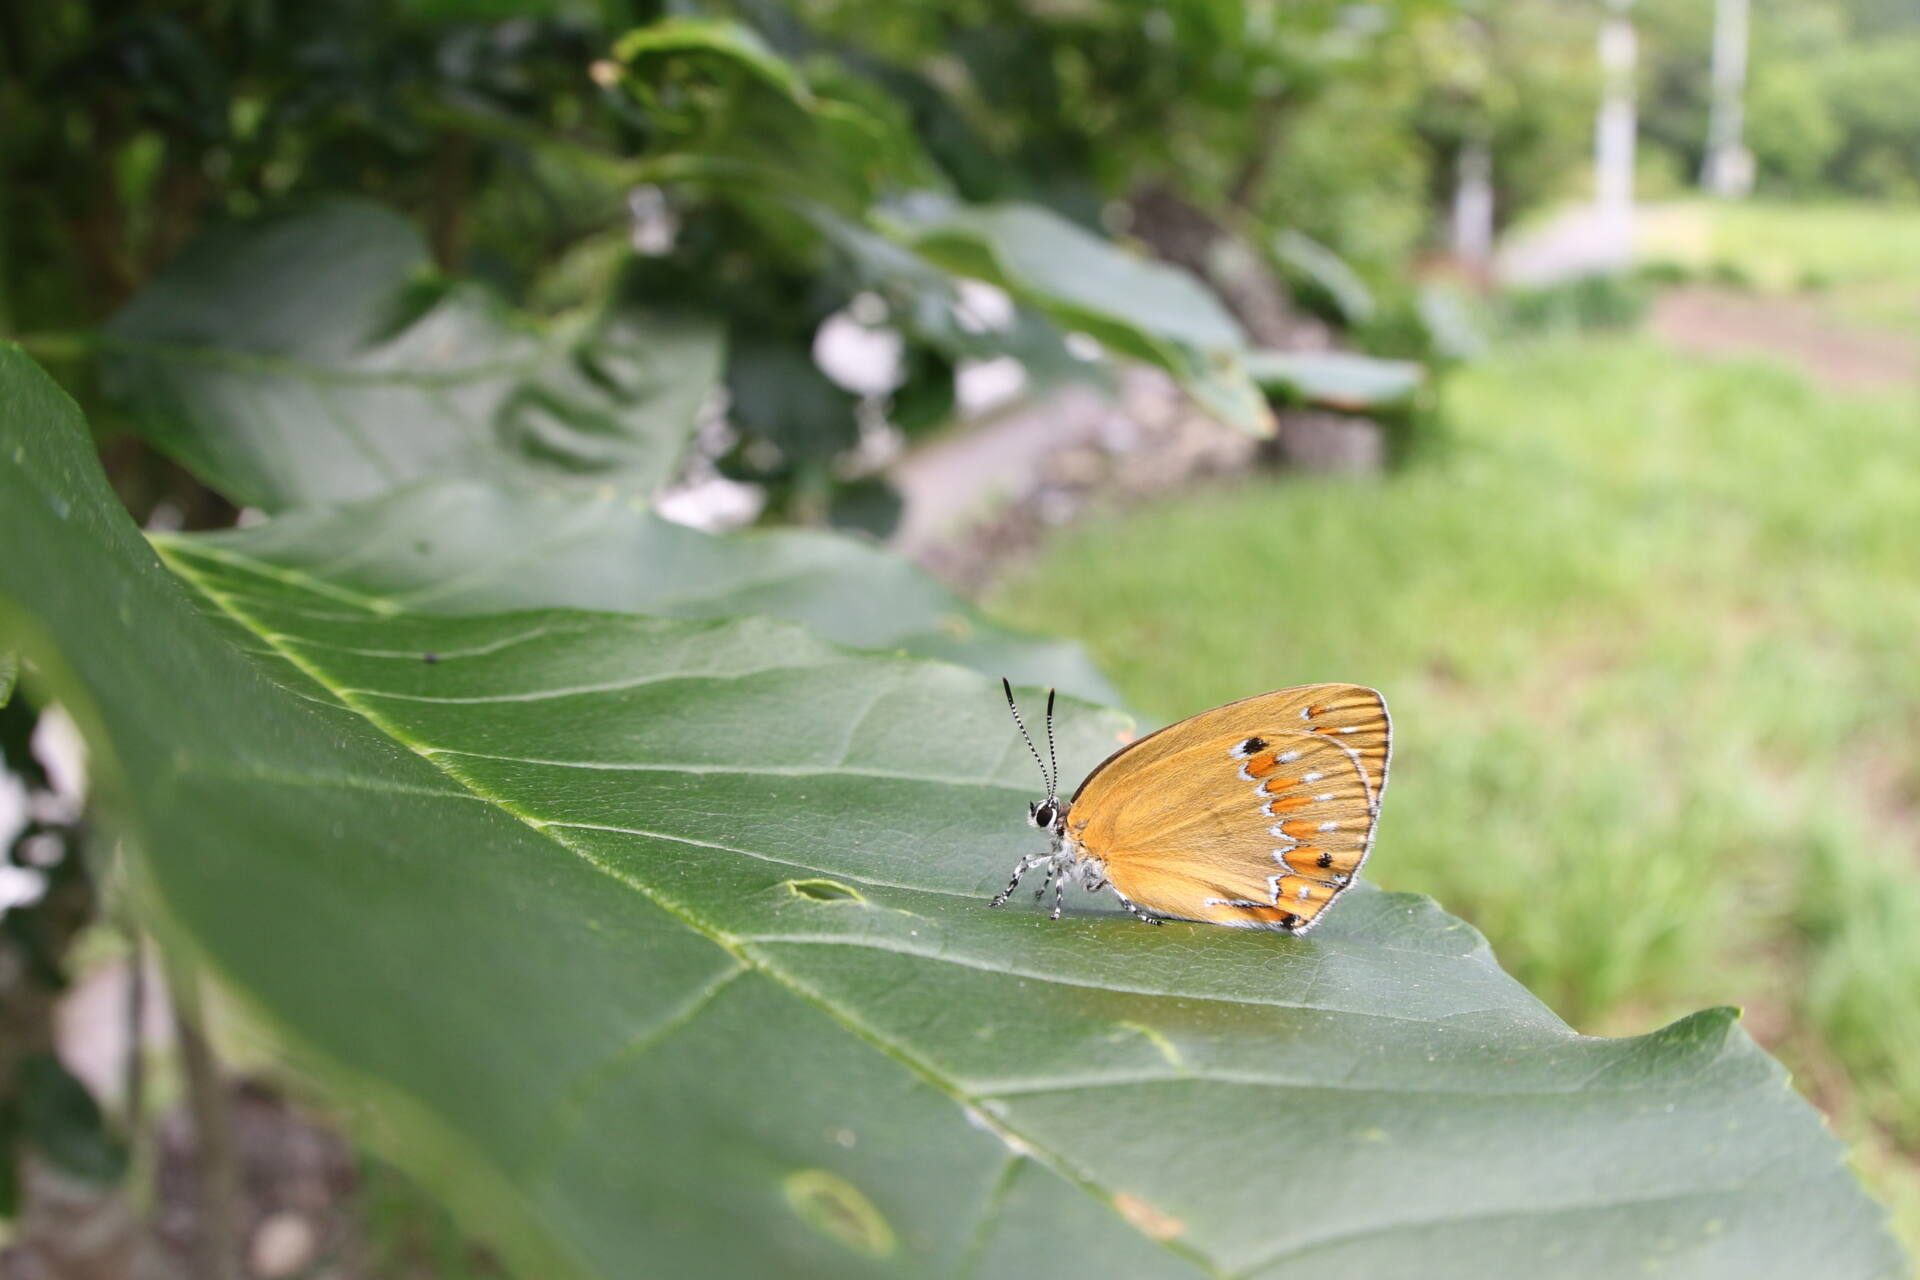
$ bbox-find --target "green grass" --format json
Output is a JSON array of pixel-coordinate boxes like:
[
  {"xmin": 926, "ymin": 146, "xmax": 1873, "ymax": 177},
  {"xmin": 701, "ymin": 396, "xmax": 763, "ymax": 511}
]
[
  {"xmin": 990, "ymin": 335, "xmax": 1920, "ymax": 1253},
  {"xmin": 1641, "ymin": 198, "xmax": 1920, "ymax": 333},
  {"xmin": 1641, "ymin": 198, "xmax": 1920, "ymax": 291}
]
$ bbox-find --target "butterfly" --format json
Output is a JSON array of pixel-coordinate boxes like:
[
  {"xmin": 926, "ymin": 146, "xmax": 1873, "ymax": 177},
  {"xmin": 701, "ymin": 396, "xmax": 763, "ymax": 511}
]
[{"xmin": 992, "ymin": 679, "xmax": 1390, "ymax": 932}]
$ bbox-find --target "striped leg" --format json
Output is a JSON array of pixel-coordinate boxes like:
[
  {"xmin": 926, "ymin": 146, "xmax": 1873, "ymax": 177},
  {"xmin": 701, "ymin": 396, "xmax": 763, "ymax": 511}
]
[
  {"xmin": 1107, "ymin": 883, "xmax": 1164, "ymax": 925},
  {"xmin": 990, "ymin": 853, "xmax": 1052, "ymax": 908},
  {"xmin": 1051, "ymin": 873, "xmax": 1066, "ymax": 921},
  {"xmin": 1032, "ymin": 866, "xmax": 1056, "ymax": 901}
]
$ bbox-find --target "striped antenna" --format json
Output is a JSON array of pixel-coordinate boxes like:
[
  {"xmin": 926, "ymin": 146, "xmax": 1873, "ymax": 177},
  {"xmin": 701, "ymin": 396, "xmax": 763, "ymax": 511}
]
[
  {"xmin": 1002, "ymin": 678, "xmax": 1053, "ymax": 797},
  {"xmin": 1043, "ymin": 688, "xmax": 1059, "ymax": 799}
]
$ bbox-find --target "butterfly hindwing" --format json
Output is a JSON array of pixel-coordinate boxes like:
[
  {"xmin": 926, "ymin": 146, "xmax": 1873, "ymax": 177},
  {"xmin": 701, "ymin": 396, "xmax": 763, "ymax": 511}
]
[{"xmin": 1068, "ymin": 684, "xmax": 1389, "ymax": 931}]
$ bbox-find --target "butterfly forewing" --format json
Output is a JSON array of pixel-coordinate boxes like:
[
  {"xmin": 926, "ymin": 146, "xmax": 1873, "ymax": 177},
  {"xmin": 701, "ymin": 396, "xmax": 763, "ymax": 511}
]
[
  {"xmin": 1072, "ymin": 683, "xmax": 1389, "ymax": 809},
  {"xmin": 1068, "ymin": 684, "xmax": 1389, "ymax": 931}
]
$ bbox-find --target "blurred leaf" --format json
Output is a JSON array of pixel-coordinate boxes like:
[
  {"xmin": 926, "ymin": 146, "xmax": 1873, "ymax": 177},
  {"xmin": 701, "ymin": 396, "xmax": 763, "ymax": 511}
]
[
  {"xmin": 887, "ymin": 344, "xmax": 956, "ymax": 437},
  {"xmin": 725, "ymin": 324, "xmax": 861, "ymax": 463},
  {"xmin": 2, "ymin": 347, "xmax": 1906, "ymax": 1279},
  {"xmin": 176, "ymin": 479, "xmax": 1118, "ymax": 703},
  {"xmin": 1245, "ymin": 350, "xmax": 1426, "ymax": 412},
  {"xmin": 19, "ymin": 1054, "xmax": 127, "ymax": 1186},
  {"xmin": 613, "ymin": 17, "xmax": 934, "ymax": 211},
  {"xmin": 0, "ymin": 1106, "xmax": 15, "ymax": 1216},
  {"xmin": 822, "ymin": 475, "xmax": 903, "ymax": 540},
  {"xmin": 804, "ymin": 209, "xmax": 1093, "ymax": 392},
  {"xmin": 0, "ymin": 650, "xmax": 16, "ymax": 709},
  {"xmin": 883, "ymin": 200, "xmax": 1271, "ymax": 435},
  {"xmin": 1272, "ymin": 230, "xmax": 1377, "ymax": 327},
  {"xmin": 615, "ymin": 17, "xmax": 814, "ymax": 110},
  {"xmin": 1417, "ymin": 283, "xmax": 1489, "ymax": 363},
  {"xmin": 101, "ymin": 200, "xmax": 722, "ymax": 511}
]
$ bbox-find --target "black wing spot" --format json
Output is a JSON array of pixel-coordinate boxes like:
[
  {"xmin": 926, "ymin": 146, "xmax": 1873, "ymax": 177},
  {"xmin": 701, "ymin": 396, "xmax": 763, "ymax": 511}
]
[
  {"xmin": 1238, "ymin": 736, "xmax": 1267, "ymax": 756},
  {"xmin": 1316, "ymin": 851, "xmax": 1333, "ymax": 869}
]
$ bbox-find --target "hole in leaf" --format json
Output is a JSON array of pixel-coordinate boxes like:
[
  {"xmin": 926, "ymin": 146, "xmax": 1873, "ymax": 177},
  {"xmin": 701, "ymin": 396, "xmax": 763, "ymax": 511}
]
[
  {"xmin": 782, "ymin": 1169, "xmax": 895, "ymax": 1258},
  {"xmin": 785, "ymin": 878, "xmax": 865, "ymax": 903}
]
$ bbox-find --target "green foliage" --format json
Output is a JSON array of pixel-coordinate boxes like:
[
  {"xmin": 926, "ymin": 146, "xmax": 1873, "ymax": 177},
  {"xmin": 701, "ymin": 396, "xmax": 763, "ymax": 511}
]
[
  {"xmin": 1642, "ymin": 0, "xmax": 1920, "ymax": 200},
  {"xmin": 17, "ymin": 1054, "xmax": 128, "ymax": 1186},
  {"xmin": 0, "ymin": 1, "xmax": 631, "ymax": 322},
  {"xmin": 1272, "ymin": 230, "xmax": 1378, "ymax": 328},
  {"xmin": 1244, "ymin": 351, "xmax": 1426, "ymax": 412},
  {"xmin": 1257, "ymin": 73, "xmax": 1433, "ymax": 278},
  {"xmin": 887, "ymin": 200, "xmax": 1266, "ymax": 433},
  {"xmin": 601, "ymin": 14, "xmax": 1274, "ymax": 521},
  {"xmin": 12, "ymin": 8, "xmax": 1920, "ymax": 1266},
  {"xmin": 1400, "ymin": 9, "xmax": 1597, "ymax": 242},
  {"xmin": 6, "ymin": 2, "xmax": 1293, "ymax": 537},
  {"xmin": 101, "ymin": 200, "xmax": 722, "ymax": 510},
  {"xmin": 2, "ymin": 345, "xmax": 1907, "ymax": 1278},
  {"xmin": 1499, "ymin": 273, "xmax": 1654, "ymax": 337}
]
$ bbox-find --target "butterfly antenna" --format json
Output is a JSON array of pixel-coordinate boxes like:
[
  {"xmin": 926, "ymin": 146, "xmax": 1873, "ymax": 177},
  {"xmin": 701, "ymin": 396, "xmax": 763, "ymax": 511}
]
[
  {"xmin": 1002, "ymin": 678, "xmax": 1051, "ymax": 794},
  {"xmin": 1043, "ymin": 688, "xmax": 1059, "ymax": 798}
]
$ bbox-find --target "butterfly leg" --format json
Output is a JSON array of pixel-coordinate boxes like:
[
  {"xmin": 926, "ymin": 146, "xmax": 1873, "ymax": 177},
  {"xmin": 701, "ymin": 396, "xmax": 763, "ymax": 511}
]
[
  {"xmin": 1051, "ymin": 873, "xmax": 1065, "ymax": 921},
  {"xmin": 990, "ymin": 853, "xmax": 1052, "ymax": 908},
  {"xmin": 1107, "ymin": 883, "xmax": 1164, "ymax": 925},
  {"xmin": 1033, "ymin": 865, "xmax": 1056, "ymax": 901}
]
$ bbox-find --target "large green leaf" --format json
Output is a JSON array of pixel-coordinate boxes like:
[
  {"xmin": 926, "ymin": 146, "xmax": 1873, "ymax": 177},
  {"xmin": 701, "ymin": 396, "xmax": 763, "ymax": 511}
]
[
  {"xmin": 883, "ymin": 200, "xmax": 1271, "ymax": 436},
  {"xmin": 174, "ymin": 478, "xmax": 1118, "ymax": 703},
  {"xmin": 0, "ymin": 347, "xmax": 1904, "ymax": 1279},
  {"xmin": 101, "ymin": 201, "xmax": 722, "ymax": 511},
  {"xmin": 612, "ymin": 17, "xmax": 941, "ymax": 212},
  {"xmin": 1245, "ymin": 350, "xmax": 1427, "ymax": 413},
  {"xmin": 1272, "ymin": 230, "xmax": 1377, "ymax": 327}
]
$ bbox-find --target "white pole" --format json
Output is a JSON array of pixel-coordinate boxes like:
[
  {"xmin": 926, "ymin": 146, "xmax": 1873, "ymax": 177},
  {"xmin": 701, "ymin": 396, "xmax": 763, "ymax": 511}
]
[
  {"xmin": 1453, "ymin": 135, "xmax": 1495, "ymax": 271},
  {"xmin": 1702, "ymin": 0, "xmax": 1753, "ymax": 196},
  {"xmin": 1594, "ymin": 0, "xmax": 1638, "ymax": 269}
]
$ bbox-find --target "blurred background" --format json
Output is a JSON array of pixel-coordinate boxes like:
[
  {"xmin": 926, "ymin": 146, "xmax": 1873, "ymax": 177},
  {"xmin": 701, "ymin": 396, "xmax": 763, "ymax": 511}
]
[{"xmin": 5, "ymin": 0, "xmax": 1920, "ymax": 1274}]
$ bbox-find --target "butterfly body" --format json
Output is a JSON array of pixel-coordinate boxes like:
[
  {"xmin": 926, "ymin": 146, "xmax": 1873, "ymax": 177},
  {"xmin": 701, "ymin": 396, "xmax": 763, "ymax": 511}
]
[{"xmin": 995, "ymin": 683, "xmax": 1390, "ymax": 933}]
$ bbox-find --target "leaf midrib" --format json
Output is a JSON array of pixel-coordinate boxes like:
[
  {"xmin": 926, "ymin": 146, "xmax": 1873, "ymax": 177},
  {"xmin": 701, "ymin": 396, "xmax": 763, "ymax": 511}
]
[{"xmin": 157, "ymin": 544, "xmax": 1233, "ymax": 1279}]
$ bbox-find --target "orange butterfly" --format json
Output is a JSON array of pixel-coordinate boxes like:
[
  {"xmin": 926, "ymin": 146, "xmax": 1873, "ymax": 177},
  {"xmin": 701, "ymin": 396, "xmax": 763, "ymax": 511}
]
[{"xmin": 993, "ymin": 680, "xmax": 1391, "ymax": 932}]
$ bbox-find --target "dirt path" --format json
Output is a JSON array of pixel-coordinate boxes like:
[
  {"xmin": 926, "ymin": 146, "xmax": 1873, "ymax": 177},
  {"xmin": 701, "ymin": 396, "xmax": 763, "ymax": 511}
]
[{"xmin": 1650, "ymin": 285, "xmax": 1920, "ymax": 393}]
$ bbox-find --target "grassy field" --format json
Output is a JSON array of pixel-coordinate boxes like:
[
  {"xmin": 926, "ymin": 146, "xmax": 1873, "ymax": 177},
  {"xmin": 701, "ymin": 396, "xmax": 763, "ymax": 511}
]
[
  {"xmin": 1640, "ymin": 199, "xmax": 1920, "ymax": 332},
  {"xmin": 990, "ymin": 334, "xmax": 1920, "ymax": 1253}
]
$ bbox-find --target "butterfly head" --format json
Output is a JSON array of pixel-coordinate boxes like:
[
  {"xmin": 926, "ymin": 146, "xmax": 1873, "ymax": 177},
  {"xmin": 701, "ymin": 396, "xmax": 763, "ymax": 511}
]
[
  {"xmin": 1002, "ymin": 678, "xmax": 1066, "ymax": 834},
  {"xmin": 1027, "ymin": 797, "xmax": 1068, "ymax": 835}
]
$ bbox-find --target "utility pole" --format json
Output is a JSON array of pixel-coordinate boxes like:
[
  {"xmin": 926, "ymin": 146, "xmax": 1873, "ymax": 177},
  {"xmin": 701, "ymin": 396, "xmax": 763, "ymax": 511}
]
[
  {"xmin": 1449, "ymin": 14, "xmax": 1495, "ymax": 277},
  {"xmin": 1593, "ymin": 0, "xmax": 1638, "ymax": 268},
  {"xmin": 1453, "ymin": 136, "xmax": 1495, "ymax": 274},
  {"xmin": 1702, "ymin": 0, "xmax": 1753, "ymax": 196}
]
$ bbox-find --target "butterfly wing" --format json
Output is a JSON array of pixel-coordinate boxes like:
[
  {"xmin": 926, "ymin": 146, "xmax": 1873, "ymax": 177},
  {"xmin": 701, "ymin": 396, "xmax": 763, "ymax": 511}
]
[
  {"xmin": 1071, "ymin": 683, "xmax": 1389, "ymax": 807},
  {"xmin": 1069, "ymin": 685, "xmax": 1389, "ymax": 932}
]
